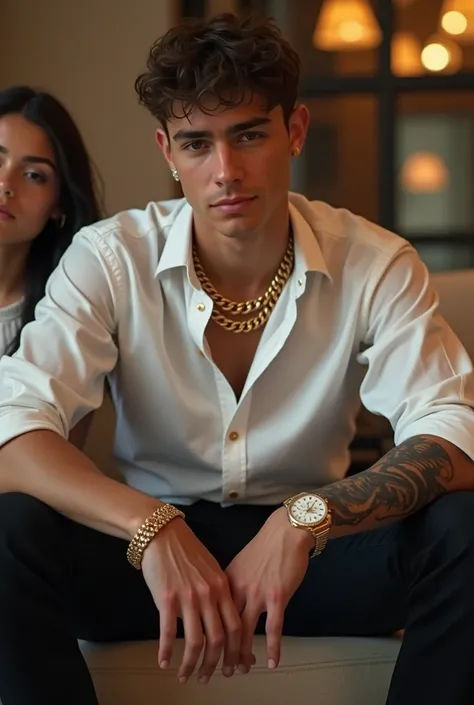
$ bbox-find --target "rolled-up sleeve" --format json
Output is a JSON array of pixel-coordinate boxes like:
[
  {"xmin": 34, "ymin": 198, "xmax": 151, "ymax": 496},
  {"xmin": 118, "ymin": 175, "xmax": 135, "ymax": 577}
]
[
  {"xmin": 358, "ymin": 246, "xmax": 474, "ymax": 460},
  {"xmin": 0, "ymin": 228, "xmax": 120, "ymax": 447}
]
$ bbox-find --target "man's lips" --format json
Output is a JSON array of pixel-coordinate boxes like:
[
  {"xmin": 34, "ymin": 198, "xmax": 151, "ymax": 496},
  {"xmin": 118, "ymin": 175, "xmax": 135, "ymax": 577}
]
[
  {"xmin": 0, "ymin": 207, "xmax": 14, "ymax": 220},
  {"xmin": 211, "ymin": 196, "xmax": 256, "ymax": 208}
]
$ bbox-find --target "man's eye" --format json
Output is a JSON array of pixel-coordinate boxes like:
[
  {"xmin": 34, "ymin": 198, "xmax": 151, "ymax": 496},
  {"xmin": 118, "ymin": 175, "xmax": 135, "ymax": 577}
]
[
  {"xmin": 184, "ymin": 141, "xmax": 208, "ymax": 151},
  {"xmin": 240, "ymin": 132, "xmax": 265, "ymax": 142}
]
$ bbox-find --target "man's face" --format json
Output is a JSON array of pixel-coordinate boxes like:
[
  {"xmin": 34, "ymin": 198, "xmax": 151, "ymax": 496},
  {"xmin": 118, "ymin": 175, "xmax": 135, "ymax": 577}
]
[{"xmin": 156, "ymin": 95, "xmax": 308, "ymax": 240}]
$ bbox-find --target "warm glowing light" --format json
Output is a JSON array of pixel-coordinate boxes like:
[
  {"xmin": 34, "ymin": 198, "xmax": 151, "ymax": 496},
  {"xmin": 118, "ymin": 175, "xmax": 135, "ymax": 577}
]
[
  {"xmin": 391, "ymin": 33, "xmax": 423, "ymax": 76},
  {"xmin": 442, "ymin": 10, "xmax": 468, "ymax": 35},
  {"xmin": 422, "ymin": 43, "xmax": 450, "ymax": 72},
  {"xmin": 313, "ymin": 0, "xmax": 382, "ymax": 51},
  {"xmin": 401, "ymin": 152, "xmax": 450, "ymax": 193},
  {"xmin": 338, "ymin": 20, "xmax": 365, "ymax": 43},
  {"xmin": 421, "ymin": 36, "xmax": 462, "ymax": 74},
  {"xmin": 441, "ymin": 0, "xmax": 474, "ymax": 41}
]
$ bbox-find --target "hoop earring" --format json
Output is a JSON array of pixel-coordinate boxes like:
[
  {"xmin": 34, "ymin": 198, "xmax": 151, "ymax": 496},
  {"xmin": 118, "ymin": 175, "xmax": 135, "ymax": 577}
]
[
  {"xmin": 57, "ymin": 214, "xmax": 66, "ymax": 229},
  {"xmin": 170, "ymin": 166, "xmax": 180, "ymax": 182}
]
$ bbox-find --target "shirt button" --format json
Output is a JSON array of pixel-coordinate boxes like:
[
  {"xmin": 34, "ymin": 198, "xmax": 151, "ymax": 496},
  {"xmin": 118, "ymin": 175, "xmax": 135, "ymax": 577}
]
[
  {"xmin": 197, "ymin": 303, "xmax": 206, "ymax": 311},
  {"xmin": 229, "ymin": 431, "xmax": 239, "ymax": 441},
  {"xmin": 298, "ymin": 279, "xmax": 303, "ymax": 286},
  {"xmin": 228, "ymin": 490, "xmax": 239, "ymax": 500}
]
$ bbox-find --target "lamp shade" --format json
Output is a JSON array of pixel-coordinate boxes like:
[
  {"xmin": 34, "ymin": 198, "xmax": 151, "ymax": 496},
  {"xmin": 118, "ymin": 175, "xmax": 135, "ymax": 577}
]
[
  {"xmin": 392, "ymin": 32, "xmax": 423, "ymax": 75},
  {"xmin": 313, "ymin": 0, "xmax": 382, "ymax": 51}
]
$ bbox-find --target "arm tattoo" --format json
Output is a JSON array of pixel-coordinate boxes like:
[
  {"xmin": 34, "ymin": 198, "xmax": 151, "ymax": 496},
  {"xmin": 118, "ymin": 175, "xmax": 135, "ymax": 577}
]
[{"xmin": 319, "ymin": 435, "xmax": 454, "ymax": 527}]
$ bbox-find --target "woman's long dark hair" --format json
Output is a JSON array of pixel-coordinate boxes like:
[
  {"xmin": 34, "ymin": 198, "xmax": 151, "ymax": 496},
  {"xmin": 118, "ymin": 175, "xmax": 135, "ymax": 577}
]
[{"xmin": 0, "ymin": 86, "xmax": 103, "ymax": 354}]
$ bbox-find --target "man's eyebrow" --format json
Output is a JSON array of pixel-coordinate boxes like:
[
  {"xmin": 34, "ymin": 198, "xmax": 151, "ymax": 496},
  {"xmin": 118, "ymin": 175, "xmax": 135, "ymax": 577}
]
[{"xmin": 171, "ymin": 116, "xmax": 272, "ymax": 142}]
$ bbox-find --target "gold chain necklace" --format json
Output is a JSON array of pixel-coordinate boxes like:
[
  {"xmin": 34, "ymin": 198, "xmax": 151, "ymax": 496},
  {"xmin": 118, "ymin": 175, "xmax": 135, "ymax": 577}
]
[{"xmin": 192, "ymin": 237, "xmax": 295, "ymax": 334}]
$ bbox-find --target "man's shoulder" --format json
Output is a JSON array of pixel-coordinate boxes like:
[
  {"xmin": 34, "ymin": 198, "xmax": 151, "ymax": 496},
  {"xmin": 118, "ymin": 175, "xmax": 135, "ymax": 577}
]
[
  {"xmin": 289, "ymin": 192, "xmax": 411, "ymax": 266},
  {"xmin": 70, "ymin": 198, "xmax": 190, "ymax": 283}
]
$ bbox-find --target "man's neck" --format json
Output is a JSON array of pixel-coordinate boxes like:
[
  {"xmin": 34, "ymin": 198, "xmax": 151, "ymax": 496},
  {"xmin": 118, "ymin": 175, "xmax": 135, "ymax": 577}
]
[
  {"xmin": 192, "ymin": 216, "xmax": 291, "ymax": 302},
  {"xmin": 0, "ymin": 244, "xmax": 29, "ymax": 307}
]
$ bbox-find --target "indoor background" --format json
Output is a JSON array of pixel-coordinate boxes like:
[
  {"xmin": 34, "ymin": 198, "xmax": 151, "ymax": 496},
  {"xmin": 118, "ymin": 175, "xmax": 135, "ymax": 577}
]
[{"xmin": 3, "ymin": 0, "xmax": 474, "ymax": 271}]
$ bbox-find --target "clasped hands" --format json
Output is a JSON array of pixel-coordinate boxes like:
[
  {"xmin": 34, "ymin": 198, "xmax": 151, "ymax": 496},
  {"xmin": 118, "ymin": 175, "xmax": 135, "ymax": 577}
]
[{"xmin": 141, "ymin": 506, "xmax": 313, "ymax": 684}]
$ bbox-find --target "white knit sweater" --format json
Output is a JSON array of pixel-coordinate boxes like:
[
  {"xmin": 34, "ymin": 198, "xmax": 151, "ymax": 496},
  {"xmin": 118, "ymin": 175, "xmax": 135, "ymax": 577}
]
[{"xmin": 0, "ymin": 299, "xmax": 23, "ymax": 357}]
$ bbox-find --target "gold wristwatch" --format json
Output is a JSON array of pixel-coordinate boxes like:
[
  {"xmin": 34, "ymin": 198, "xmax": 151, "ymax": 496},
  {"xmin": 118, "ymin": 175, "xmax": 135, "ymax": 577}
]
[{"xmin": 283, "ymin": 492, "xmax": 332, "ymax": 558}]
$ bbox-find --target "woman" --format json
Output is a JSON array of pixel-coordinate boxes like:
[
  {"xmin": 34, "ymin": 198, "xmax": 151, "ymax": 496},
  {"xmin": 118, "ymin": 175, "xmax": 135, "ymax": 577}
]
[{"xmin": 0, "ymin": 85, "xmax": 103, "ymax": 356}]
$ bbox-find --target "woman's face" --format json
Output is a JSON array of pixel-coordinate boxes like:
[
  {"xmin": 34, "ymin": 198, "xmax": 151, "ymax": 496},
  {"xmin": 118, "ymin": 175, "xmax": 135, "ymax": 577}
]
[{"xmin": 0, "ymin": 113, "xmax": 62, "ymax": 246}]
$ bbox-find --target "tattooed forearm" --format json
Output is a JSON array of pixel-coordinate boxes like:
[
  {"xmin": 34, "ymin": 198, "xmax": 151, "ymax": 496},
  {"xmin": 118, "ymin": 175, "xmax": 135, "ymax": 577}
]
[{"xmin": 319, "ymin": 435, "xmax": 455, "ymax": 531}]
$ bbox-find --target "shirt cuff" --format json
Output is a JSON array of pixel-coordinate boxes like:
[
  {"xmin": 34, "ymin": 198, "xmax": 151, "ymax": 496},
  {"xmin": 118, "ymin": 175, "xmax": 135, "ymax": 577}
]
[
  {"xmin": 395, "ymin": 410, "xmax": 474, "ymax": 462},
  {"xmin": 0, "ymin": 409, "xmax": 65, "ymax": 449}
]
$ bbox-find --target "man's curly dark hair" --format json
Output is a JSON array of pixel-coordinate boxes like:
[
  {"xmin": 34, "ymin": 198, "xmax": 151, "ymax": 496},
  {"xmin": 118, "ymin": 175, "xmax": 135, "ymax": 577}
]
[{"xmin": 135, "ymin": 13, "xmax": 301, "ymax": 132}]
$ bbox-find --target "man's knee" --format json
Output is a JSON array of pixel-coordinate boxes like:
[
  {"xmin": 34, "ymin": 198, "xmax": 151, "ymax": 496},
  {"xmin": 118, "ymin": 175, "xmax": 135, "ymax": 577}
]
[
  {"xmin": 0, "ymin": 492, "xmax": 66, "ymax": 557},
  {"xmin": 415, "ymin": 491, "xmax": 474, "ymax": 562},
  {"xmin": 0, "ymin": 492, "xmax": 73, "ymax": 608}
]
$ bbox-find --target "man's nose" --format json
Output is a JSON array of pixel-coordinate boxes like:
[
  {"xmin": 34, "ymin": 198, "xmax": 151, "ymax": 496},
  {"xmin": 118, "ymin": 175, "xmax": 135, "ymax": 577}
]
[{"xmin": 213, "ymin": 144, "xmax": 244, "ymax": 187}]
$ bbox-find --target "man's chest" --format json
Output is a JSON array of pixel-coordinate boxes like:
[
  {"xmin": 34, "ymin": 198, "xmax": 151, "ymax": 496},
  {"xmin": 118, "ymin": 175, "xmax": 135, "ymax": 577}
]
[{"xmin": 204, "ymin": 322, "xmax": 264, "ymax": 400}]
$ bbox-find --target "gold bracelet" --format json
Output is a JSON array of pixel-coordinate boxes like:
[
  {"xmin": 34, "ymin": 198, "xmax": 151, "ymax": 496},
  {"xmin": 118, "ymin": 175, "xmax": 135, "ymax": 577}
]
[{"xmin": 126, "ymin": 503, "xmax": 185, "ymax": 570}]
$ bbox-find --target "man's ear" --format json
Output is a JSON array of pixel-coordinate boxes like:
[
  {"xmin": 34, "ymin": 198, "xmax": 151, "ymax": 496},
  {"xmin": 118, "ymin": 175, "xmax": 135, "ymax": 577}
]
[
  {"xmin": 155, "ymin": 128, "xmax": 173, "ymax": 168},
  {"xmin": 289, "ymin": 103, "xmax": 310, "ymax": 155}
]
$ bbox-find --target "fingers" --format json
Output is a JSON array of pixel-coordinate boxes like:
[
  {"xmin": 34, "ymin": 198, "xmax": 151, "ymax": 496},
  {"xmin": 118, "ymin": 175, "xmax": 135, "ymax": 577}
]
[
  {"xmin": 265, "ymin": 601, "xmax": 284, "ymax": 669},
  {"xmin": 238, "ymin": 602, "xmax": 260, "ymax": 673},
  {"xmin": 177, "ymin": 581, "xmax": 240, "ymax": 683},
  {"xmin": 219, "ymin": 594, "xmax": 242, "ymax": 677},
  {"xmin": 158, "ymin": 599, "xmax": 178, "ymax": 669},
  {"xmin": 197, "ymin": 593, "xmax": 226, "ymax": 683},
  {"xmin": 178, "ymin": 598, "xmax": 205, "ymax": 683}
]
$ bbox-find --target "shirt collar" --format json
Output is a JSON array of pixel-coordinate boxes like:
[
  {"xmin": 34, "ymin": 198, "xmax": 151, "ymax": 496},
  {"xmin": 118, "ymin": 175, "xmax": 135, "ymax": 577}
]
[
  {"xmin": 155, "ymin": 201, "xmax": 193, "ymax": 278},
  {"xmin": 289, "ymin": 201, "xmax": 331, "ymax": 281},
  {"xmin": 155, "ymin": 198, "xmax": 331, "ymax": 281}
]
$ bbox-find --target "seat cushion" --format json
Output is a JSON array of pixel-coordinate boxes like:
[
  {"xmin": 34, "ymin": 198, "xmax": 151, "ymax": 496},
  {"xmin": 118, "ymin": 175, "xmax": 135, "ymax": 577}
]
[{"xmin": 81, "ymin": 635, "xmax": 401, "ymax": 705}]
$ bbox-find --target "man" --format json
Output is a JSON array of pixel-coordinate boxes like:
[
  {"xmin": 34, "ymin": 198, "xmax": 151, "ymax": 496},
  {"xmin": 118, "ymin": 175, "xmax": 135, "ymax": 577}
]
[{"xmin": 0, "ymin": 13, "xmax": 474, "ymax": 705}]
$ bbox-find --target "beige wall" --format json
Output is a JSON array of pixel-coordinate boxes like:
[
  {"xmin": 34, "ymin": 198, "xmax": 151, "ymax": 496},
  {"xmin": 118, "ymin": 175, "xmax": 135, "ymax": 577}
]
[{"xmin": 1, "ymin": 0, "xmax": 177, "ymax": 215}]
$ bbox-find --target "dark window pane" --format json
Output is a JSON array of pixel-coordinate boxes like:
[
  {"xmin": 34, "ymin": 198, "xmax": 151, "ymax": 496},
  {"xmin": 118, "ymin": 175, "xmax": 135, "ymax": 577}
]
[
  {"xmin": 396, "ymin": 91, "xmax": 474, "ymax": 237},
  {"xmin": 414, "ymin": 240, "xmax": 474, "ymax": 272},
  {"xmin": 396, "ymin": 90, "xmax": 474, "ymax": 271},
  {"xmin": 293, "ymin": 95, "xmax": 378, "ymax": 222}
]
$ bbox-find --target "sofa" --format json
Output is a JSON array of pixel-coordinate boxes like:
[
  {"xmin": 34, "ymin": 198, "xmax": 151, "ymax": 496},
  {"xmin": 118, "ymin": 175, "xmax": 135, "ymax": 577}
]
[
  {"xmin": 7, "ymin": 269, "xmax": 474, "ymax": 704},
  {"xmin": 80, "ymin": 636, "xmax": 401, "ymax": 705}
]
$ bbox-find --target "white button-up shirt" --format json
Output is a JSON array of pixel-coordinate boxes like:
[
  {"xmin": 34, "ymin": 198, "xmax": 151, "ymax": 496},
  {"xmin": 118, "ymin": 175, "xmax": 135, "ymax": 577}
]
[{"xmin": 0, "ymin": 194, "xmax": 473, "ymax": 505}]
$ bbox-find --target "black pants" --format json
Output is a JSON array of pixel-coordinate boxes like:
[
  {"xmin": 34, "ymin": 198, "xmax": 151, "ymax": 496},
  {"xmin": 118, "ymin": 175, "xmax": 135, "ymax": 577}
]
[{"xmin": 1, "ymin": 491, "xmax": 474, "ymax": 705}]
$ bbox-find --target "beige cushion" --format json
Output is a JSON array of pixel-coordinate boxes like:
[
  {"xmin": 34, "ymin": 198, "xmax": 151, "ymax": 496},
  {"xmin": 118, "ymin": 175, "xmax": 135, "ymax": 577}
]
[
  {"xmin": 81, "ymin": 635, "xmax": 400, "ymax": 705},
  {"xmin": 431, "ymin": 268, "xmax": 474, "ymax": 360}
]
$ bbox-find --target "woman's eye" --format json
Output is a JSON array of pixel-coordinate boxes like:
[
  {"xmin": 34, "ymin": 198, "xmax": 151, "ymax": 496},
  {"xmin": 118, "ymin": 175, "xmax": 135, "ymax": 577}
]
[{"xmin": 25, "ymin": 171, "xmax": 47, "ymax": 183}]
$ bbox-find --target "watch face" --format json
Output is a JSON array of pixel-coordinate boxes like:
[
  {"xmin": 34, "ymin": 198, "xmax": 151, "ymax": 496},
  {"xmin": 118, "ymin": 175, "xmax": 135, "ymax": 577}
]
[{"xmin": 289, "ymin": 494, "xmax": 327, "ymax": 526}]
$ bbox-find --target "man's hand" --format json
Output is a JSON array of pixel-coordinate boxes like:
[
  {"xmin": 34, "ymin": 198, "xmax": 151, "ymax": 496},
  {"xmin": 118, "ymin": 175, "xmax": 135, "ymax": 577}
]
[
  {"xmin": 225, "ymin": 507, "xmax": 312, "ymax": 672},
  {"xmin": 142, "ymin": 518, "xmax": 242, "ymax": 683}
]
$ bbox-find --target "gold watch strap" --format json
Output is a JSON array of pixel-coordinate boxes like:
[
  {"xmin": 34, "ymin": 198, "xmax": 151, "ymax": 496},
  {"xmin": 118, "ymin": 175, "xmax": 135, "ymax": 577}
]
[
  {"xmin": 126, "ymin": 503, "xmax": 185, "ymax": 570},
  {"xmin": 310, "ymin": 524, "xmax": 330, "ymax": 557}
]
